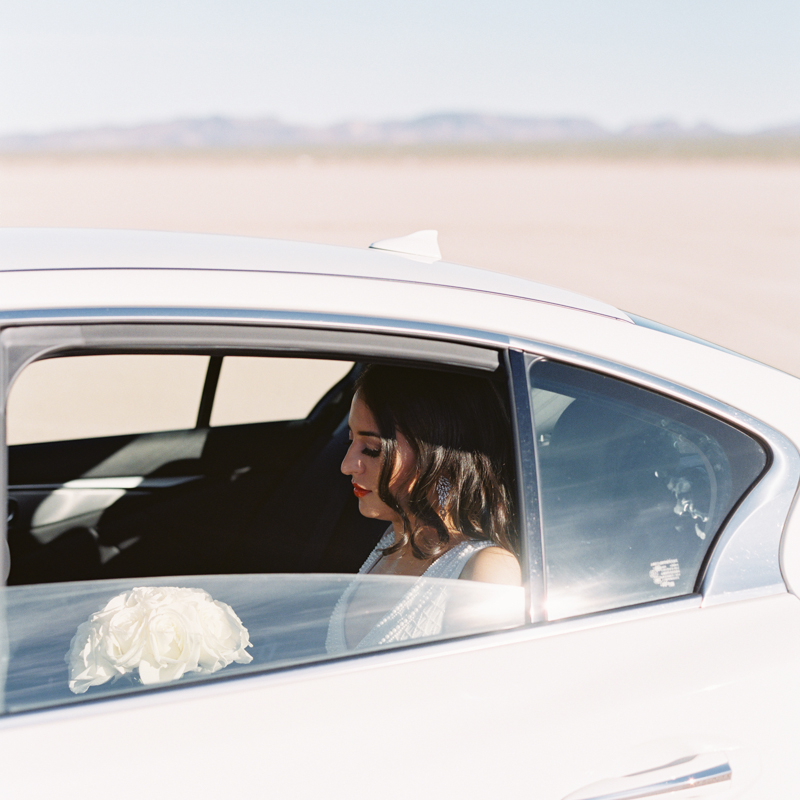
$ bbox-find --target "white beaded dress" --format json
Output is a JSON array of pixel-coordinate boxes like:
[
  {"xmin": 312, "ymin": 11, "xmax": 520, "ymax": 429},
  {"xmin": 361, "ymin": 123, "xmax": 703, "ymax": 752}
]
[{"xmin": 325, "ymin": 528, "xmax": 497, "ymax": 654}]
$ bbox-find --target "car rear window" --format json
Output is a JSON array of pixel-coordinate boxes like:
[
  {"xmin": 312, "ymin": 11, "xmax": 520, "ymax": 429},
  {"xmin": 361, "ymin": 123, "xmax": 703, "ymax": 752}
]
[{"xmin": 529, "ymin": 360, "xmax": 768, "ymax": 619}]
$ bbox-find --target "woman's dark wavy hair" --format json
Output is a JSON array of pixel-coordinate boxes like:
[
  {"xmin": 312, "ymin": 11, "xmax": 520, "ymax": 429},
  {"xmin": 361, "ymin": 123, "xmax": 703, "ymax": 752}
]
[{"xmin": 354, "ymin": 364, "xmax": 517, "ymax": 560}]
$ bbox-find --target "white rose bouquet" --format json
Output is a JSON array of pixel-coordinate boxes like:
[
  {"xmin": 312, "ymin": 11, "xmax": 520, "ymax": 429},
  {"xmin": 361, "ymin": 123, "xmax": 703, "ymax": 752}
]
[{"xmin": 66, "ymin": 586, "xmax": 253, "ymax": 694}]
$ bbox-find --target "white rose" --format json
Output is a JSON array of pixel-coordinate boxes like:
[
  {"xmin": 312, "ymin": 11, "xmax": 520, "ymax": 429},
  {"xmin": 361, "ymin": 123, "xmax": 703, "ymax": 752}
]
[
  {"xmin": 67, "ymin": 586, "xmax": 253, "ymax": 694},
  {"xmin": 194, "ymin": 596, "xmax": 253, "ymax": 673},
  {"xmin": 67, "ymin": 620, "xmax": 119, "ymax": 694}
]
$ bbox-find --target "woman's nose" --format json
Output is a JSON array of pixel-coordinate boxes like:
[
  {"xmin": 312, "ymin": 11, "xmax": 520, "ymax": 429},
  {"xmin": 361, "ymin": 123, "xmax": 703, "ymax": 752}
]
[{"xmin": 341, "ymin": 443, "xmax": 362, "ymax": 476}]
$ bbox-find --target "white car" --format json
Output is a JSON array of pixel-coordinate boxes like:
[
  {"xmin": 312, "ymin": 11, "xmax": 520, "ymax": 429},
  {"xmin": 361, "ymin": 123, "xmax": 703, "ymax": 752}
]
[{"xmin": 0, "ymin": 227, "xmax": 798, "ymax": 799}]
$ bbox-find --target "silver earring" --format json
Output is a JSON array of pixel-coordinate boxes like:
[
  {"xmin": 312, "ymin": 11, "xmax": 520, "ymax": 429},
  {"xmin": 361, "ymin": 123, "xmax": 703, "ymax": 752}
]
[{"xmin": 437, "ymin": 476, "xmax": 451, "ymax": 507}]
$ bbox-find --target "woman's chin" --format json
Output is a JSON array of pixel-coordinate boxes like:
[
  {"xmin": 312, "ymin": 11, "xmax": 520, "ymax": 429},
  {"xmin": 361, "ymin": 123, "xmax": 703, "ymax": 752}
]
[
  {"xmin": 357, "ymin": 499, "xmax": 384, "ymax": 519},
  {"xmin": 356, "ymin": 496, "xmax": 395, "ymax": 523}
]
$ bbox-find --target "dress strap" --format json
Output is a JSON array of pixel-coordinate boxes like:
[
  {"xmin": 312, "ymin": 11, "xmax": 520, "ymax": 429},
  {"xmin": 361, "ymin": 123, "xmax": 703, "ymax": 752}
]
[{"xmin": 358, "ymin": 528, "xmax": 395, "ymax": 574}]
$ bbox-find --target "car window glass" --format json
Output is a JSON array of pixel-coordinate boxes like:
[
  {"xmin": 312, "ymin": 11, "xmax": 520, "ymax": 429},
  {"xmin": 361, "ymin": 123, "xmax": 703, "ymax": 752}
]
[
  {"xmin": 3, "ymin": 349, "xmax": 525, "ymax": 714},
  {"xmin": 210, "ymin": 357, "xmax": 354, "ymax": 427},
  {"xmin": 7, "ymin": 354, "xmax": 209, "ymax": 444},
  {"xmin": 529, "ymin": 360, "xmax": 767, "ymax": 620}
]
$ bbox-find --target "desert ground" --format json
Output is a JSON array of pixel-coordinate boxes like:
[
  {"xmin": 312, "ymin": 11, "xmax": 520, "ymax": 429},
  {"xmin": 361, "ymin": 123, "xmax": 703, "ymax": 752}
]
[{"xmin": 2, "ymin": 151, "xmax": 799, "ymax": 382}]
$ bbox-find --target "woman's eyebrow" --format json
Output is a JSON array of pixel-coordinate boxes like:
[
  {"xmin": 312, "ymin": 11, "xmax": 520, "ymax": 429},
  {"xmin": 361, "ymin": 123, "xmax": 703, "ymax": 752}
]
[{"xmin": 358, "ymin": 429, "xmax": 381, "ymax": 438}]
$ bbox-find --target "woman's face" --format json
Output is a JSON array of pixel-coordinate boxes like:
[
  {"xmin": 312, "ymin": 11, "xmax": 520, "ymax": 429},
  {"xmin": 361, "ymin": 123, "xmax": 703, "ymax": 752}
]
[{"xmin": 341, "ymin": 391, "xmax": 416, "ymax": 525}]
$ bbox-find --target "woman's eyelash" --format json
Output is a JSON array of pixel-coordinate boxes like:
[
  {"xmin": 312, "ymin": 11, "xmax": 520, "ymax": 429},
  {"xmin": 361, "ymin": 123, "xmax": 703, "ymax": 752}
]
[{"xmin": 362, "ymin": 446, "xmax": 381, "ymax": 458}]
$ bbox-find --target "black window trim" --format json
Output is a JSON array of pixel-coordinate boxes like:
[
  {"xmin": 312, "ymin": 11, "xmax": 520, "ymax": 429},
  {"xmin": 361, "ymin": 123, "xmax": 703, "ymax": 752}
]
[{"xmin": 195, "ymin": 355, "xmax": 223, "ymax": 428}]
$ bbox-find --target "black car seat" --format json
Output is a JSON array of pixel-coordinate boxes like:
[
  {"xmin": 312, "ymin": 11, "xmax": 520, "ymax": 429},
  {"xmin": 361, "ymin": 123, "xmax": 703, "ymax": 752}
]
[
  {"xmin": 220, "ymin": 417, "xmax": 387, "ymax": 575},
  {"xmin": 93, "ymin": 369, "xmax": 386, "ymax": 580}
]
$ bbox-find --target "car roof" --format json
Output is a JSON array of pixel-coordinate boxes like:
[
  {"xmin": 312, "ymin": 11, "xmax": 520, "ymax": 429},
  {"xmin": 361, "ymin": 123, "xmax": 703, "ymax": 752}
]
[{"xmin": 0, "ymin": 228, "xmax": 631, "ymax": 322}]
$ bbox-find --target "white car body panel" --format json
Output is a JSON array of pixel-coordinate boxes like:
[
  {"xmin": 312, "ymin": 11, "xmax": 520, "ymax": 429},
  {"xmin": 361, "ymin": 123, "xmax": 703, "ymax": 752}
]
[{"xmin": 0, "ymin": 228, "xmax": 630, "ymax": 321}]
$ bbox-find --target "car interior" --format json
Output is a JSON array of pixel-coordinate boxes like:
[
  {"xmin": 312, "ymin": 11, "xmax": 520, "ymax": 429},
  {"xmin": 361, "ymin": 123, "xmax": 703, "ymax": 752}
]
[
  {"xmin": 8, "ymin": 363, "xmax": 382, "ymax": 584},
  {"xmin": 4, "ymin": 325, "xmax": 509, "ymax": 587}
]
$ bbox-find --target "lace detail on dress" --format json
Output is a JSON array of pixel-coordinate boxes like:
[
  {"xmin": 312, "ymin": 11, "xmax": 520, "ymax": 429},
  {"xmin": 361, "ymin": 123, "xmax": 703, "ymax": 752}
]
[{"xmin": 325, "ymin": 528, "xmax": 497, "ymax": 654}]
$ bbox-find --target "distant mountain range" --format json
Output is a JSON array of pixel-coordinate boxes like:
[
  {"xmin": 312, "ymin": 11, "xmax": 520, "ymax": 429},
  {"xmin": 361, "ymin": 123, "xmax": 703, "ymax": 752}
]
[{"xmin": 2, "ymin": 113, "xmax": 799, "ymax": 152}]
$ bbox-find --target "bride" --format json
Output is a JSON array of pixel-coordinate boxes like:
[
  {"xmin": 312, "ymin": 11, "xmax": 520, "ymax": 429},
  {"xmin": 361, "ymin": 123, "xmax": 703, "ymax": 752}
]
[{"xmin": 326, "ymin": 364, "xmax": 522, "ymax": 653}]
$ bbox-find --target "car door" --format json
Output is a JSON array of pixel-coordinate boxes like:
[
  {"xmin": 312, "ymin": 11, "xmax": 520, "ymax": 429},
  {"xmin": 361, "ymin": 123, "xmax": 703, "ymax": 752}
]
[{"xmin": 230, "ymin": 346, "xmax": 798, "ymax": 799}]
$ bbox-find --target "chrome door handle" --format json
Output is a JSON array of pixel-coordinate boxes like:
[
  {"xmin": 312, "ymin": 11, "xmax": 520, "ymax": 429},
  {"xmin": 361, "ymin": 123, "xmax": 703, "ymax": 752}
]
[{"xmin": 563, "ymin": 753, "xmax": 732, "ymax": 800}]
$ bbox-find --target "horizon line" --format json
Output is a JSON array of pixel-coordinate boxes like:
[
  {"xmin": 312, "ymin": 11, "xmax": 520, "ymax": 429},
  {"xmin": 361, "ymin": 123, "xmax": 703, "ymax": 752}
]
[{"xmin": 3, "ymin": 111, "xmax": 800, "ymax": 141}]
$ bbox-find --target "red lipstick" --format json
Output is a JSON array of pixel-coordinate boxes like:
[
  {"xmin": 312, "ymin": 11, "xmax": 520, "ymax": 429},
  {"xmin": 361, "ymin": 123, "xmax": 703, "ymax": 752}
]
[{"xmin": 353, "ymin": 483, "xmax": 370, "ymax": 498}]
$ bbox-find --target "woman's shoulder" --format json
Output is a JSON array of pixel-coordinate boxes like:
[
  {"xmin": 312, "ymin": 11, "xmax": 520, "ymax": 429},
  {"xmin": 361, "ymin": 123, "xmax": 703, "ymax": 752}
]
[{"xmin": 459, "ymin": 545, "xmax": 521, "ymax": 586}]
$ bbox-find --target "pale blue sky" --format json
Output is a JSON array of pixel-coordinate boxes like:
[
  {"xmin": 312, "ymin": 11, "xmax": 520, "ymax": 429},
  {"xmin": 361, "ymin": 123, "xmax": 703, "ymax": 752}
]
[{"xmin": 1, "ymin": 0, "xmax": 798, "ymax": 136}]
